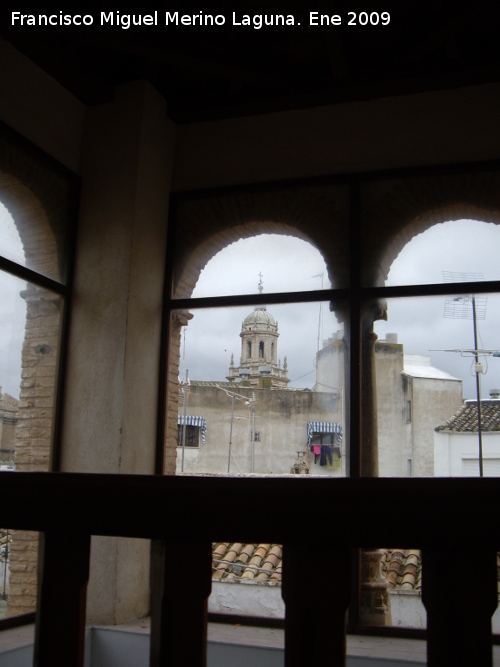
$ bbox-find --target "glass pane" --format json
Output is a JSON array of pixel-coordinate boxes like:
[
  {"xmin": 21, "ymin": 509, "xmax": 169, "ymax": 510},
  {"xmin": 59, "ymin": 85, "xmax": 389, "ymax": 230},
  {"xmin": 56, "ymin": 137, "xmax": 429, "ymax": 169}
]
[
  {"xmin": 385, "ymin": 219, "xmax": 500, "ymax": 288},
  {"xmin": 171, "ymin": 183, "xmax": 349, "ymax": 298},
  {"xmin": 0, "ymin": 271, "xmax": 64, "ymax": 616},
  {"xmin": 167, "ymin": 302, "xmax": 345, "ymax": 477},
  {"xmin": 372, "ymin": 294, "xmax": 500, "ymax": 478},
  {"xmin": 191, "ymin": 234, "xmax": 332, "ymax": 298},
  {"xmin": 0, "ymin": 202, "xmax": 24, "ymax": 266}
]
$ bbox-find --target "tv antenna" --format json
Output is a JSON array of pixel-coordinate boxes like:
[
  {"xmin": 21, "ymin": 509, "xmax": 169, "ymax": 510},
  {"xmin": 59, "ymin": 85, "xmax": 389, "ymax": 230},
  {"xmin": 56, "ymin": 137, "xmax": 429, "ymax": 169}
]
[
  {"xmin": 313, "ymin": 272, "xmax": 324, "ymax": 352},
  {"xmin": 442, "ymin": 271, "xmax": 488, "ymax": 476}
]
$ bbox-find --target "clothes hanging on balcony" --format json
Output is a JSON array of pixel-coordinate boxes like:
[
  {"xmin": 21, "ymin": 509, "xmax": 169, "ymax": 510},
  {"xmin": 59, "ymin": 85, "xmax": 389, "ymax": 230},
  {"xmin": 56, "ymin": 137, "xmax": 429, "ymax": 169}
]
[{"xmin": 320, "ymin": 444, "xmax": 334, "ymax": 467}]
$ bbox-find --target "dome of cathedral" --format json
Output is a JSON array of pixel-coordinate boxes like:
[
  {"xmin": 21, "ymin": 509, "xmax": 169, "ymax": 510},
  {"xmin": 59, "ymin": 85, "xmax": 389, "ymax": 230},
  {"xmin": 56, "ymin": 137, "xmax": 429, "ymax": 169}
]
[{"xmin": 242, "ymin": 306, "xmax": 277, "ymax": 329}]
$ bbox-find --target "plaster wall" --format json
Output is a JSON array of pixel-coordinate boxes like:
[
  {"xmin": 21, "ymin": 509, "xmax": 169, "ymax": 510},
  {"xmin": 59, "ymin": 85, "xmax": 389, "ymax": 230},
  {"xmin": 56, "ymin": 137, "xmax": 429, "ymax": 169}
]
[
  {"xmin": 209, "ymin": 581, "xmax": 427, "ymax": 629},
  {"xmin": 58, "ymin": 81, "xmax": 175, "ymax": 623},
  {"xmin": 314, "ymin": 337, "xmax": 345, "ymax": 394},
  {"xmin": 210, "ymin": 582, "xmax": 285, "ymax": 619},
  {"xmin": 0, "ymin": 42, "xmax": 85, "ymax": 173},
  {"xmin": 177, "ymin": 384, "xmax": 341, "ymax": 475},
  {"xmin": 173, "ymin": 83, "xmax": 500, "ymax": 191},
  {"xmin": 434, "ymin": 431, "xmax": 500, "ymax": 476},
  {"xmin": 375, "ymin": 342, "xmax": 405, "ymax": 477},
  {"xmin": 411, "ymin": 378, "xmax": 463, "ymax": 476}
]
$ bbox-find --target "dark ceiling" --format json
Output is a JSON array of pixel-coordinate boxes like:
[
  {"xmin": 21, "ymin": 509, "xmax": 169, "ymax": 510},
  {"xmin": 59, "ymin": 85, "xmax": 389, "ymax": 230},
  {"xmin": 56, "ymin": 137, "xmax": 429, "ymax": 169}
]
[{"xmin": 3, "ymin": 0, "xmax": 500, "ymax": 123}]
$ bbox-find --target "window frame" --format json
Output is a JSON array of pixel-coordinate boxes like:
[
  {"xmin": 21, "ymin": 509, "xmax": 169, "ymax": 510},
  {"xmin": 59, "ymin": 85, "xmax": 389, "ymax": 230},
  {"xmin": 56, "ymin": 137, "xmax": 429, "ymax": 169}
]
[
  {"xmin": 160, "ymin": 160, "xmax": 500, "ymax": 639},
  {"xmin": 0, "ymin": 121, "xmax": 79, "ymax": 627}
]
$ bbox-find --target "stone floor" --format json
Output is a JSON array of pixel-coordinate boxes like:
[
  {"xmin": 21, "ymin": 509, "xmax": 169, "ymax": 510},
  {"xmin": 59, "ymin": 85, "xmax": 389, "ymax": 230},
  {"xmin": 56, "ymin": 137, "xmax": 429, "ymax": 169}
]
[{"xmin": 1, "ymin": 618, "xmax": 500, "ymax": 665}]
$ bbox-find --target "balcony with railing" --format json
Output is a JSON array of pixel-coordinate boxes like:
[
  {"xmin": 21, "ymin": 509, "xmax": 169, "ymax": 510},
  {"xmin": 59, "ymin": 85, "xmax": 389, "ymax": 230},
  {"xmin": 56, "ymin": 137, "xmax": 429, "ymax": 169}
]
[{"xmin": 0, "ymin": 471, "xmax": 498, "ymax": 666}]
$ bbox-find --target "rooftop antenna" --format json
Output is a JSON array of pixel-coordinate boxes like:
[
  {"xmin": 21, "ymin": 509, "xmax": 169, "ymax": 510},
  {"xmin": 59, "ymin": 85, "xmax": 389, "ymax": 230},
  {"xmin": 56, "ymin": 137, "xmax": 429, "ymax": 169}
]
[
  {"xmin": 258, "ymin": 272, "xmax": 263, "ymax": 294},
  {"xmin": 313, "ymin": 273, "xmax": 324, "ymax": 352},
  {"xmin": 442, "ymin": 271, "xmax": 488, "ymax": 476}
]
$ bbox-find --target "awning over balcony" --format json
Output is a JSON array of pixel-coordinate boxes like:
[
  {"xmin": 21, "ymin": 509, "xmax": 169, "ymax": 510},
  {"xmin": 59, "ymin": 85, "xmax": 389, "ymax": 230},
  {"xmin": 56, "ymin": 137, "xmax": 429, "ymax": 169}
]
[
  {"xmin": 178, "ymin": 415, "xmax": 207, "ymax": 443},
  {"xmin": 307, "ymin": 421, "xmax": 342, "ymax": 444}
]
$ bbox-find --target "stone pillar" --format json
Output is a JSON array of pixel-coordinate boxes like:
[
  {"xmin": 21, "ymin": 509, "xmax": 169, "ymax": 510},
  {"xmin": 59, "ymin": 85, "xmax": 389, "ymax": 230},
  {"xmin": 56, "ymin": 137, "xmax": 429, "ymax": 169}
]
[
  {"xmin": 359, "ymin": 299, "xmax": 391, "ymax": 626},
  {"xmin": 164, "ymin": 310, "xmax": 192, "ymax": 474},
  {"xmin": 60, "ymin": 81, "xmax": 175, "ymax": 624},
  {"xmin": 359, "ymin": 546, "xmax": 392, "ymax": 626},
  {"xmin": 360, "ymin": 298, "xmax": 387, "ymax": 476}
]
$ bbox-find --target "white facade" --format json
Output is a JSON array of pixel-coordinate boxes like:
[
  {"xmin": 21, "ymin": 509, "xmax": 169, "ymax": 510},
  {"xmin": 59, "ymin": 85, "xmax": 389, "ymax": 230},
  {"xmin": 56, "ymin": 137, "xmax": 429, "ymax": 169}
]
[
  {"xmin": 177, "ymin": 383, "xmax": 342, "ymax": 475},
  {"xmin": 434, "ymin": 399, "xmax": 500, "ymax": 477},
  {"xmin": 402, "ymin": 355, "xmax": 463, "ymax": 477},
  {"xmin": 315, "ymin": 335, "xmax": 463, "ymax": 477}
]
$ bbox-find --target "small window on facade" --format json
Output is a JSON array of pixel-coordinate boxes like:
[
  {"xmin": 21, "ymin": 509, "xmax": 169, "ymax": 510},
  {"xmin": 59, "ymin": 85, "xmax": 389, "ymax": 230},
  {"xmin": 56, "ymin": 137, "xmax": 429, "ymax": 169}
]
[
  {"xmin": 259, "ymin": 341, "xmax": 264, "ymax": 358},
  {"xmin": 405, "ymin": 400, "xmax": 412, "ymax": 423},
  {"xmin": 254, "ymin": 432, "xmax": 261, "ymax": 442},
  {"xmin": 247, "ymin": 341, "xmax": 252, "ymax": 359},
  {"xmin": 177, "ymin": 424, "xmax": 201, "ymax": 447}
]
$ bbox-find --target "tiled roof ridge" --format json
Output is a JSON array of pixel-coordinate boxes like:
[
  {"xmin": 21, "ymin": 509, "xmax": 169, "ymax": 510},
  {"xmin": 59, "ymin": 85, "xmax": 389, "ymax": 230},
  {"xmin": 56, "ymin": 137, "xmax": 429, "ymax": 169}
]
[
  {"xmin": 380, "ymin": 548, "xmax": 422, "ymax": 591},
  {"xmin": 435, "ymin": 400, "xmax": 500, "ymax": 432},
  {"xmin": 212, "ymin": 545, "xmax": 500, "ymax": 595},
  {"xmin": 212, "ymin": 544, "xmax": 426, "ymax": 590},
  {"xmin": 212, "ymin": 542, "xmax": 282, "ymax": 584}
]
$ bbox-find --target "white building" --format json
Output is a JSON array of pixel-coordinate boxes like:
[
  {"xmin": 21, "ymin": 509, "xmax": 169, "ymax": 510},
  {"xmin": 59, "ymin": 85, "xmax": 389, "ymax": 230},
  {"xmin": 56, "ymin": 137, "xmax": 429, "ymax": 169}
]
[
  {"xmin": 315, "ymin": 333, "xmax": 463, "ymax": 476},
  {"xmin": 434, "ymin": 396, "xmax": 500, "ymax": 477}
]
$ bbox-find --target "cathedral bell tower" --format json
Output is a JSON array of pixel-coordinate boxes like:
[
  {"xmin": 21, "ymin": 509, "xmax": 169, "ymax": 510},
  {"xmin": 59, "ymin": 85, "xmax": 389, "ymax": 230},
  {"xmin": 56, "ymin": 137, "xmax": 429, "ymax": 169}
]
[{"xmin": 227, "ymin": 305, "xmax": 289, "ymax": 388}]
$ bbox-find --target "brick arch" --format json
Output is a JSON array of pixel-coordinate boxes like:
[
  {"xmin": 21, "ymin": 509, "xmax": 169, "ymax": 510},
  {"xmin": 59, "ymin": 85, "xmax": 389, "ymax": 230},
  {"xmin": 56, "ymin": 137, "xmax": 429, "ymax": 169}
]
[
  {"xmin": 0, "ymin": 174, "xmax": 60, "ymax": 280},
  {"xmin": 383, "ymin": 204, "xmax": 500, "ymax": 284},
  {"xmin": 166, "ymin": 184, "xmax": 347, "ymax": 472},
  {"xmin": 361, "ymin": 170, "xmax": 500, "ymax": 286},
  {"xmin": 175, "ymin": 221, "xmax": 322, "ymax": 299},
  {"xmin": 0, "ymin": 133, "xmax": 74, "ymax": 282},
  {"xmin": 172, "ymin": 183, "xmax": 349, "ymax": 299},
  {"xmin": 0, "ymin": 139, "xmax": 71, "ymax": 615}
]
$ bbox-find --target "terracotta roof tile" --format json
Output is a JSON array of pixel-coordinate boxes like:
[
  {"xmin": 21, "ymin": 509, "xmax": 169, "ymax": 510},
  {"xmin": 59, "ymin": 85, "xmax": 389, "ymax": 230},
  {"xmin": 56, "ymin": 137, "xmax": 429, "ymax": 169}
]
[
  {"xmin": 212, "ymin": 545, "xmax": 495, "ymax": 592},
  {"xmin": 381, "ymin": 549, "xmax": 422, "ymax": 591},
  {"xmin": 212, "ymin": 542, "xmax": 283, "ymax": 585},
  {"xmin": 435, "ymin": 399, "xmax": 500, "ymax": 432}
]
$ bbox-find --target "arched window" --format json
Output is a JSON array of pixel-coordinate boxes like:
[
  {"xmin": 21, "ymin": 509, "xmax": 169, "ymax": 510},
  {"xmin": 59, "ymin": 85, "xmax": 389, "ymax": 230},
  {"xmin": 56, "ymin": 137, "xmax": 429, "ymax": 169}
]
[
  {"xmin": 170, "ymin": 231, "xmax": 338, "ymax": 477},
  {"xmin": 0, "ymin": 127, "xmax": 77, "ymax": 619},
  {"xmin": 164, "ymin": 163, "xmax": 500, "ymax": 637},
  {"xmin": 374, "ymin": 219, "xmax": 500, "ymax": 478}
]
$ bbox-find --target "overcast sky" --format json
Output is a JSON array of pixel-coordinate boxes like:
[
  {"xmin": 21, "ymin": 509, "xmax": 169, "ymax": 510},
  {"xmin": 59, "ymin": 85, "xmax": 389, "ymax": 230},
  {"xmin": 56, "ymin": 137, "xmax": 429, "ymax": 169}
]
[
  {"xmin": 181, "ymin": 221, "xmax": 500, "ymax": 400},
  {"xmin": 0, "ymin": 204, "xmax": 27, "ymax": 398},
  {"xmin": 376, "ymin": 219, "xmax": 500, "ymax": 399},
  {"xmin": 2, "ymin": 210, "xmax": 500, "ymax": 401}
]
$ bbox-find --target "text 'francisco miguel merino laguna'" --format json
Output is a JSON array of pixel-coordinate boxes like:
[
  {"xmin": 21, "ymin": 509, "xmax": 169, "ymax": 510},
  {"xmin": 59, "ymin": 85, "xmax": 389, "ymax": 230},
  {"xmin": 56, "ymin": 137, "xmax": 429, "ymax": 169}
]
[{"xmin": 11, "ymin": 11, "xmax": 391, "ymax": 29}]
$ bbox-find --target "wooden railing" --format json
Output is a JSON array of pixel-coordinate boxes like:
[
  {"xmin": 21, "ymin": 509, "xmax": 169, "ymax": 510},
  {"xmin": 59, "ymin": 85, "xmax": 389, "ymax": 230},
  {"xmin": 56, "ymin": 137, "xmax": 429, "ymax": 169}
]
[{"xmin": 1, "ymin": 472, "xmax": 499, "ymax": 666}]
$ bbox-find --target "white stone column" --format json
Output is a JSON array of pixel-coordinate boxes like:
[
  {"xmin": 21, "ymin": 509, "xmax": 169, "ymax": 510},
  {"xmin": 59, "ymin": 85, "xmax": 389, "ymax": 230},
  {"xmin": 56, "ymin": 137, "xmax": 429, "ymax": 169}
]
[{"xmin": 60, "ymin": 81, "xmax": 175, "ymax": 624}]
